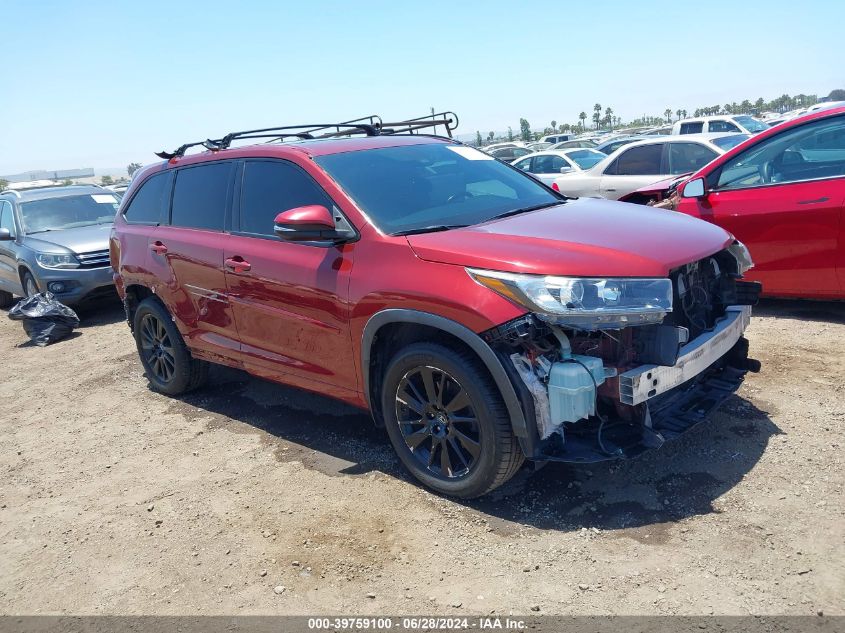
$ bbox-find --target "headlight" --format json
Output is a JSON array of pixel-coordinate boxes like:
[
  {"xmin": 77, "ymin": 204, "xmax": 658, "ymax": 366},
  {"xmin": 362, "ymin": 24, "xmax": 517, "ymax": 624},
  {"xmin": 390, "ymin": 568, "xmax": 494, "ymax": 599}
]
[
  {"xmin": 35, "ymin": 253, "xmax": 80, "ymax": 269},
  {"xmin": 467, "ymin": 268, "xmax": 673, "ymax": 330},
  {"xmin": 728, "ymin": 240, "xmax": 753, "ymax": 275}
]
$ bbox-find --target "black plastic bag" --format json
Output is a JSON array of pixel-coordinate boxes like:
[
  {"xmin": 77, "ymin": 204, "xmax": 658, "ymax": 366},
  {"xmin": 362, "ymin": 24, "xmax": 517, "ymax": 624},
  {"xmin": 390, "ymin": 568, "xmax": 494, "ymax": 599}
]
[{"xmin": 8, "ymin": 292, "xmax": 80, "ymax": 346}]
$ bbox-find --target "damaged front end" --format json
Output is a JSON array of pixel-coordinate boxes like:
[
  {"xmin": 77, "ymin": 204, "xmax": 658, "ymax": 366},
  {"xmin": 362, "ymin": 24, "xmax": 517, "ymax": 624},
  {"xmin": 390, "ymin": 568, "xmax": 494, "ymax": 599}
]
[{"xmin": 477, "ymin": 244, "xmax": 762, "ymax": 463}]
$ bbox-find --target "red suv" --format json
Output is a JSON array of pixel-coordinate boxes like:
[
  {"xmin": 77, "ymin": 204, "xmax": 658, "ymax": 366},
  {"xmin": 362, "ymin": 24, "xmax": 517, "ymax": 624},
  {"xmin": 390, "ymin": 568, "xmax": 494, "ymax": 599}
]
[{"xmin": 111, "ymin": 115, "xmax": 760, "ymax": 498}]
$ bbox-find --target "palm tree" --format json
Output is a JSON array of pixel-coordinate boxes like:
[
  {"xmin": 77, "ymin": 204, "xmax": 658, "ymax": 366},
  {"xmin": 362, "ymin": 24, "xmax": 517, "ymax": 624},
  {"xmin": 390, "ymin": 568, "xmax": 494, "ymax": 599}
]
[
  {"xmin": 675, "ymin": 109, "xmax": 682, "ymax": 121},
  {"xmin": 579, "ymin": 111, "xmax": 587, "ymax": 130},
  {"xmin": 604, "ymin": 107, "xmax": 614, "ymax": 130},
  {"xmin": 664, "ymin": 108, "xmax": 672, "ymax": 123},
  {"xmin": 593, "ymin": 103, "xmax": 602, "ymax": 129},
  {"xmin": 681, "ymin": 109, "xmax": 687, "ymax": 119},
  {"xmin": 551, "ymin": 120, "xmax": 557, "ymax": 131}
]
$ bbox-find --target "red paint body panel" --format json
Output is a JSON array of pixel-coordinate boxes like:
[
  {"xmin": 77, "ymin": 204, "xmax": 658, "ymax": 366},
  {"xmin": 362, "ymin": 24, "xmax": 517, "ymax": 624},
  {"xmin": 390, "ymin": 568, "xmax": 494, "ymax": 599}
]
[
  {"xmin": 113, "ymin": 133, "xmax": 739, "ymax": 411},
  {"xmin": 407, "ymin": 198, "xmax": 732, "ymax": 277},
  {"xmin": 676, "ymin": 107, "xmax": 845, "ymax": 299}
]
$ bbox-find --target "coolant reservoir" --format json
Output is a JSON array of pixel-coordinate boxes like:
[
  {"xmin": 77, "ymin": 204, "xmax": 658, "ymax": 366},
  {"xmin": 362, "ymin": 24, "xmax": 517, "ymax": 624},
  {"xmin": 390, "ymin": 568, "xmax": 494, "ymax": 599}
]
[{"xmin": 548, "ymin": 355, "xmax": 606, "ymax": 424}]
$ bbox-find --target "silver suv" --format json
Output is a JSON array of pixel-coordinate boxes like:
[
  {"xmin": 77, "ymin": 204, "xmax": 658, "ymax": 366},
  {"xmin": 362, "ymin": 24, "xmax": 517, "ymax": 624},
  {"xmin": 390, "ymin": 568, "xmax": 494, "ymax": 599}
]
[{"xmin": 0, "ymin": 185, "xmax": 118, "ymax": 308}]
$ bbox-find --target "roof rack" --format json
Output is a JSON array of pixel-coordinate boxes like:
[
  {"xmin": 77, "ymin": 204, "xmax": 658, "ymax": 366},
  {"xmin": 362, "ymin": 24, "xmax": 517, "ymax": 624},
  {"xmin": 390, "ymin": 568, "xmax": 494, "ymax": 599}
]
[{"xmin": 155, "ymin": 111, "xmax": 459, "ymax": 159}]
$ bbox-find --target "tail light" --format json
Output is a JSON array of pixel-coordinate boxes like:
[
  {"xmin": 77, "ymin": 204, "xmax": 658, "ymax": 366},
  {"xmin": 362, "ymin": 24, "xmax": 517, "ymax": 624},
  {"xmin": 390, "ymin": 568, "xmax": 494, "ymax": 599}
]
[{"xmin": 552, "ymin": 182, "xmax": 560, "ymax": 192}]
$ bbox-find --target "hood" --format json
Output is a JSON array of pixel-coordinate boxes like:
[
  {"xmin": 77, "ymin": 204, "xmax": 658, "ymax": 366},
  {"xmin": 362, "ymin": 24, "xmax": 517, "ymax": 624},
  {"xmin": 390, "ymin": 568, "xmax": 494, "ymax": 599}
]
[
  {"xmin": 22, "ymin": 223, "xmax": 112, "ymax": 255},
  {"xmin": 406, "ymin": 199, "xmax": 732, "ymax": 278}
]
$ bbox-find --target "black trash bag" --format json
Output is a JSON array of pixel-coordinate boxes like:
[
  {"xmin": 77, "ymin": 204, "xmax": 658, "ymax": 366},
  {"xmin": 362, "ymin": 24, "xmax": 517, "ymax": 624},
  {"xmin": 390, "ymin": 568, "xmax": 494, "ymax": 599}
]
[{"xmin": 8, "ymin": 292, "xmax": 80, "ymax": 346}]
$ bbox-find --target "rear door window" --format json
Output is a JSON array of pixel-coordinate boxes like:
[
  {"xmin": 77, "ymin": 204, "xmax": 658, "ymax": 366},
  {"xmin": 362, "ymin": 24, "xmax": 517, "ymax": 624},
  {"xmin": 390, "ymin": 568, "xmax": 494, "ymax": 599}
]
[
  {"xmin": 607, "ymin": 144, "xmax": 664, "ymax": 175},
  {"xmin": 668, "ymin": 142, "xmax": 718, "ymax": 174},
  {"xmin": 708, "ymin": 120, "xmax": 741, "ymax": 133},
  {"xmin": 170, "ymin": 162, "xmax": 234, "ymax": 231},
  {"xmin": 238, "ymin": 160, "xmax": 335, "ymax": 237},
  {"xmin": 123, "ymin": 171, "xmax": 171, "ymax": 225},
  {"xmin": 532, "ymin": 155, "xmax": 566, "ymax": 173},
  {"xmin": 679, "ymin": 122, "xmax": 704, "ymax": 134}
]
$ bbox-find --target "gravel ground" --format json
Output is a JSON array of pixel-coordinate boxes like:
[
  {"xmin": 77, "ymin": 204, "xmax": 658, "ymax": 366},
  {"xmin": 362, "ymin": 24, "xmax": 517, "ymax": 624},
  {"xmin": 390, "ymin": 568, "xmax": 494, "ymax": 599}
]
[{"xmin": 0, "ymin": 297, "xmax": 842, "ymax": 616}]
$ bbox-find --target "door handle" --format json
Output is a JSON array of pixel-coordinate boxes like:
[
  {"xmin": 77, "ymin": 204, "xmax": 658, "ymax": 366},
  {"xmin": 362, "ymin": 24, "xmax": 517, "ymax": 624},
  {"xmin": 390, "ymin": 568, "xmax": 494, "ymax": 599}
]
[
  {"xmin": 797, "ymin": 197, "xmax": 829, "ymax": 205},
  {"xmin": 150, "ymin": 242, "xmax": 167, "ymax": 254},
  {"xmin": 604, "ymin": 188, "xmax": 617, "ymax": 192},
  {"xmin": 225, "ymin": 257, "xmax": 251, "ymax": 273}
]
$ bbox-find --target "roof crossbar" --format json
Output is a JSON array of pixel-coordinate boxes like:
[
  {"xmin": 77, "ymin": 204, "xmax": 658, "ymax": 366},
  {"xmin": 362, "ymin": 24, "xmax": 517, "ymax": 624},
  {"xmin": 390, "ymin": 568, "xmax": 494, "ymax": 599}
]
[{"xmin": 154, "ymin": 111, "xmax": 459, "ymax": 159}]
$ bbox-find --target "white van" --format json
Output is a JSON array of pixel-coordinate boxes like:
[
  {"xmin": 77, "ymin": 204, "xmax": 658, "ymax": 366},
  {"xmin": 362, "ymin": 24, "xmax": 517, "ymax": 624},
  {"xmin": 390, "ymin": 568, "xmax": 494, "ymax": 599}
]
[{"xmin": 671, "ymin": 115, "xmax": 768, "ymax": 135}]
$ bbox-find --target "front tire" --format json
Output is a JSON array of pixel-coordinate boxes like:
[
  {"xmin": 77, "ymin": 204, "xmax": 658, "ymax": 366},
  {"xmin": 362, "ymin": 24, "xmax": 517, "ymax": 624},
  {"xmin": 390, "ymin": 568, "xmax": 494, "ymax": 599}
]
[
  {"xmin": 133, "ymin": 297, "xmax": 209, "ymax": 395},
  {"xmin": 22, "ymin": 271, "xmax": 39, "ymax": 297},
  {"xmin": 381, "ymin": 342, "xmax": 524, "ymax": 498}
]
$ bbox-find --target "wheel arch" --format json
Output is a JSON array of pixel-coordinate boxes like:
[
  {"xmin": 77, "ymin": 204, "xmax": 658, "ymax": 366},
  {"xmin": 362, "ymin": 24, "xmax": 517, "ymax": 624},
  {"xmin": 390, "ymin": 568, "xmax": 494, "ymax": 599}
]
[
  {"xmin": 361, "ymin": 309, "xmax": 528, "ymax": 441},
  {"xmin": 123, "ymin": 284, "xmax": 157, "ymax": 331}
]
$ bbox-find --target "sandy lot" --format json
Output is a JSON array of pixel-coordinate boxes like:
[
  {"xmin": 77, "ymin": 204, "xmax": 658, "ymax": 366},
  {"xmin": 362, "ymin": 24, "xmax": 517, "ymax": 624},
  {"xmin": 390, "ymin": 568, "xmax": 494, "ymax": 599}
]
[{"xmin": 0, "ymin": 297, "xmax": 842, "ymax": 616}]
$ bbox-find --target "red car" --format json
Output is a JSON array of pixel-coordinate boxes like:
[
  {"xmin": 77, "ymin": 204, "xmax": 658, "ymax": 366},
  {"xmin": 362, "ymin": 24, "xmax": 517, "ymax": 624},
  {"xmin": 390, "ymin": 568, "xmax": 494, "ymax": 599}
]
[
  {"xmin": 674, "ymin": 107, "xmax": 845, "ymax": 299},
  {"xmin": 111, "ymin": 115, "xmax": 759, "ymax": 498}
]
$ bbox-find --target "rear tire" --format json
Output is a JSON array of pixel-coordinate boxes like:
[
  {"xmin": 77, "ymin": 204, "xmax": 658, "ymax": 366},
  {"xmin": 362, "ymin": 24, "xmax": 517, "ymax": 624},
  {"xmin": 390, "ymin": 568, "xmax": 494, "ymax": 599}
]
[
  {"xmin": 381, "ymin": 342, "xmax": 524, "ymax": 498},
  {"xmin": 133, "ymin": 297, "xmax": 209, "ymax": 395}
]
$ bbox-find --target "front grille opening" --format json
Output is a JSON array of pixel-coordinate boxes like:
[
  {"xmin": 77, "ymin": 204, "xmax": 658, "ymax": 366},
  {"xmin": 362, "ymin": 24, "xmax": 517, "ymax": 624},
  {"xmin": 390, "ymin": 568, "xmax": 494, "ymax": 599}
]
[{"xmin": 76, "ymin": 249, "xmax": 111, "ymax": 269}]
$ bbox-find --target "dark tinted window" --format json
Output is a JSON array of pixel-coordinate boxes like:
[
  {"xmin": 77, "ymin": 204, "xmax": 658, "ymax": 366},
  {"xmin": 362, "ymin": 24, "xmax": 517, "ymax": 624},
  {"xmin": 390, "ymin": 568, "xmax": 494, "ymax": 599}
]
[
  {"xmin": 123, "ymin": 172, "xmax": 170, "ymax": 224},
  {"xmin": 0, "ymin": 201, "xmax": 15, "ymax": 236},
  {"xmin": 532, "ymin": 155, "xmax": 566, "ymax": 173},
  {"xmin": 708, "ymin": 120, "xmax": 741, "ymax": 133},
  {"xmin": 608, "ymin": 144, "xmax": 664, "ymax": 175},
  {"xmin": 679, "ymin": 122, "xmax": 704, "ymax": 134},
  {"xmin": 668, "ymin": 142, "xmax": 717, "ymax": 174},
  {"xmin": 171, "ymin": 162, "xmax": 232, "ymax": 231},
  {"xmin": 240, "ymin": 161, "xmax": 334, "ymax": 236}
]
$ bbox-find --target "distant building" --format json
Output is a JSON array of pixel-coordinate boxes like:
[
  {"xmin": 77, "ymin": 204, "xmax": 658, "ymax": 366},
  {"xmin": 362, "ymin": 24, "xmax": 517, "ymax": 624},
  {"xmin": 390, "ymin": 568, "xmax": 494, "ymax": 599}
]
[{"xmin": 0, "ymin": 167, "xmax": 95, "ymax": 183}]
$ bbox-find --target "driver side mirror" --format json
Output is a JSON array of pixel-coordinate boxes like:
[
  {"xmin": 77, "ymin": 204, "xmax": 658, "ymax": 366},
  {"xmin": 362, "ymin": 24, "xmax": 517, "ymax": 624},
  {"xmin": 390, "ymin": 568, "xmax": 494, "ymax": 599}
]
[
  {"xmin": 682, "ymin": 177, "xmax": 706, "ymax": 198},
  {"xmin": 273, "ymin": 205, "xmax": 355, "ymax": 243},
  {"xmin": 559, "ymin": 166, "xmax": 573, "ymax": 174},
  {"xmin": 0, "ymin": 228, "xmax": 12, "ymax": 241}
]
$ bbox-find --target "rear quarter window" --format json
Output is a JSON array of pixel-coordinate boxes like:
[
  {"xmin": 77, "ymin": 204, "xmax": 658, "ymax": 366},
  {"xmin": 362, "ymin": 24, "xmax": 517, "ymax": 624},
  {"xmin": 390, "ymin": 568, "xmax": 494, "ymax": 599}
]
[
  {"xmin": 122, "ymin": 171, "xmax": 171, "ymax": 225},
  {"xmin": 679, "ymin": 122, "xmax": 704, "ymax": 134}
]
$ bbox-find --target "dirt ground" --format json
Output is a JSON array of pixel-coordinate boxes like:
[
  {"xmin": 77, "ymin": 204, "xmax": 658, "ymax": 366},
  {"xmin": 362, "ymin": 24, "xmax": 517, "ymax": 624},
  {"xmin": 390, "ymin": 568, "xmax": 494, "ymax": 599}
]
[{"xmin": 0, "ymin": 297, "xmax": 842, "ymax": 616}]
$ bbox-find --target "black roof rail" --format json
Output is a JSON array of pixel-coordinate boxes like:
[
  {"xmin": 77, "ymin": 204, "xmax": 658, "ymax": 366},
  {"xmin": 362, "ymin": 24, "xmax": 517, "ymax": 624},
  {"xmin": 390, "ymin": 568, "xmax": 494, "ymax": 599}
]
[{"xmin": 155, "ymin": 111, "xmax": 458, "ymax": 159}]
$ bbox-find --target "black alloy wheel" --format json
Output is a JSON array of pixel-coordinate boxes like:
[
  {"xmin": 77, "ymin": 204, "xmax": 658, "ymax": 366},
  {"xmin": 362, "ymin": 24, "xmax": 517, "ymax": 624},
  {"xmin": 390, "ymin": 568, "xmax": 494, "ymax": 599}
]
[
  {"xmin": 139, "ymin": 312, "xmax": 176, "ymax": 384},
  {"xmin": 395, "ymin": 365, "xmax": 482, "ymax": 478}
]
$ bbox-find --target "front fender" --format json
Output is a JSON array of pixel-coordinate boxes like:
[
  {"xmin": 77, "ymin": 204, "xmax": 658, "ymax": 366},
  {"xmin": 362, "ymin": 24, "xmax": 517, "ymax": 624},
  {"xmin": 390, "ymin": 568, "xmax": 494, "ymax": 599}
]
[{"xmin": 361, "ymin": 308, "xmax": 529, "ymax": 442}]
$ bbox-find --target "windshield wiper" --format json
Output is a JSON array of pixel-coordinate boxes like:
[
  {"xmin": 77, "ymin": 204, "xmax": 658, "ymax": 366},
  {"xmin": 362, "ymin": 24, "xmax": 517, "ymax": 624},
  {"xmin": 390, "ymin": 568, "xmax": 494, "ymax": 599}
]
[
  {"xmin": 393, "ymin": 224, "xmax": 468, "ymax": 236},
  {"xmin": 487, "ymin": 201, "xmax": 562, "ymax": 222}
]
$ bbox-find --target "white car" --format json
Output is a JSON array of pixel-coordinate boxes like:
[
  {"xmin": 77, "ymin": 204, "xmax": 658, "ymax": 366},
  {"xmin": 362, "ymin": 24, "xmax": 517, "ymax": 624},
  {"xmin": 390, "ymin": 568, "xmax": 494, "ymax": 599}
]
[
  {"xmin": 552, "ymin": 133, "xmax": 747, "ymax": 200},
  {"xmin": 511, "ymin": 149, "xmax": 607, "ymax": 185},
  {"xmin": 671, "ymin": 115, "xmax": 768, "ymax": 135}
]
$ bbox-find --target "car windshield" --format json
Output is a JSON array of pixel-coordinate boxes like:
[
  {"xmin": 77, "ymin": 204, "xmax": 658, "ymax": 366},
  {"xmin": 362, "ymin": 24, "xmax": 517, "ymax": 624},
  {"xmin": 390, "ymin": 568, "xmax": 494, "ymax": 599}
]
[
  {"xmin": 316, "ymin": 143, "xmax": 561, "ymax": 235},
  {"xmin": 20, "ymin": 193, "xmax": 119, "ymax": 234},
  {"xmin": 711, "ymin": 134, "xmax": 751, "ymax": 150},
  {"xmin": 734, "ymin": 116, "xmax": 768, "ymax": 133},
  {"xmin": 565, "ymin": 149, "xmax": 606, "ymax": 169}
]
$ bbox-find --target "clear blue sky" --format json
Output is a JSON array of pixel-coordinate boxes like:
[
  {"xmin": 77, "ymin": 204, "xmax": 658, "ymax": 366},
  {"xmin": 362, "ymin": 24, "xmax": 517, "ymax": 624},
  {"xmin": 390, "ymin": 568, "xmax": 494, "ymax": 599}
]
[{"xmin": 1, "ymin": 0, "xmax": 841, "ymax": 173}]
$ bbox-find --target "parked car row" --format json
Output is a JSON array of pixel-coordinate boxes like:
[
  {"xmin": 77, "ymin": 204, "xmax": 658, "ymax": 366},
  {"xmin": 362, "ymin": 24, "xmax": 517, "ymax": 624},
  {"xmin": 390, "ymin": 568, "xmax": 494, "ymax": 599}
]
[{"xmin": 1, "ymin": 107, "xmax": 841, "ymax": 500}]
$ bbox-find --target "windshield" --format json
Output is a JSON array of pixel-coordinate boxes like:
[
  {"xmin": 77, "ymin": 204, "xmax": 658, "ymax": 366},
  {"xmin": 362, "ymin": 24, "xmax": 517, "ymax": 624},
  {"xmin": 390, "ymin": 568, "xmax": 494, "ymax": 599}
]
[
  {"xmin": 20, "ymin": 193, "xmax": 119, "ymax": 234},
  {"xmin": 565, "ymin": 149, "xmax": 606, "ymax": 169},
  {"xmin": 315, "ymin": 143, "xmax": 561, "ymax": 235},
  {"xmin": 734, "ymin": 116, "xmax": 768, "ymax": 133},
  {"xmin": 711, "ymin": 134, "xmax": 750, "ymax": 150}
]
